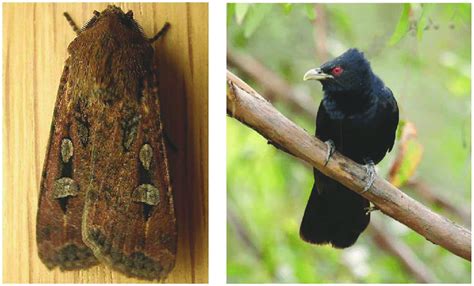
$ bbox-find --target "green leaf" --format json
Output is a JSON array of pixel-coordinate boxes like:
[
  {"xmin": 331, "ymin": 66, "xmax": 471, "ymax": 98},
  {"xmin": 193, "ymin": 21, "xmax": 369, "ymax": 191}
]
[
  {"xmin": 448, "ymin": 3, "xmax": 471, "ymax": 23},
  {"xmin": 388, "ymin": 4, "xmax": 411, "ymax": 46},
  {"xmin": 390, "ymin": 140, "xmax": 423, "ymax": 187},
  {"xmin": 389, "ymin": 122, "xmax": 424, "ymax": 188},
  {"xmin": 282, "ymin": 3, "xmax": 293, "ymax": 14},
  {"xmin": 456, "ymin": 3, "xmax": 471, "ymax": 21},
  {"xmin": 235, "ymin": 3, "xmax": 250, "ymax": 25},
  {"xmin": 243, "ymin": 4, "xmax": 273, "ymax": 38},
  {"xmin": 396, "ymin": 119, "xmax": 406, "ymax": 140},
  {"xmin": 304, "ymin": 4, "xmax": 316, "ymax": 21},
  {"xmin": 446, "ymin": 75, "xmax": 471, "ymax": 97},
  {"xmin": 416, "ymin": 11, "xmax": 427, "ymax": 40},
  {"xmin": 227, "ymin": 4, "xmax": 236, "ymax": 26},
  {"xmin": 327, "ymin": 7, "xmax": 353, "ymax": 39},
  {"xmin": 416, "ymin": 4, "xmax": 434, "ymax": 41}
]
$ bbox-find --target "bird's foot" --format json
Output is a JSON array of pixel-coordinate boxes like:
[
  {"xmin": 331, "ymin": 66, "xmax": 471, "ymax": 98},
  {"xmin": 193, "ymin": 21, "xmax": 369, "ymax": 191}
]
[
  {"xmin": 324, "ymin": 140, "xmax": 335, "ymax": 167},
  {"xmin": 361, "ymin": 159, "xmax": 376, "ymax": 193},
  {"xmin": 364, "ymin": 205, "xmax": 379, "ymax": 215}
]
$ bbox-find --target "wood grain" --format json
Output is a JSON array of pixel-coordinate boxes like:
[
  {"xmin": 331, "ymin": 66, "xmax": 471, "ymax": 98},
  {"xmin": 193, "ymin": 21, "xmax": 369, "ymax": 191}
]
[{"xmin": 3, "ymin": 3, "xmax": 208, "ymax": 283}]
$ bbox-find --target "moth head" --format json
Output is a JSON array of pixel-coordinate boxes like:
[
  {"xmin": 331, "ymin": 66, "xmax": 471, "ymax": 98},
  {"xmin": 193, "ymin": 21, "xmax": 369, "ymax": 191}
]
[{"xmin": 80, "ymin": 5, "xmax": 144, "ymax": 35}]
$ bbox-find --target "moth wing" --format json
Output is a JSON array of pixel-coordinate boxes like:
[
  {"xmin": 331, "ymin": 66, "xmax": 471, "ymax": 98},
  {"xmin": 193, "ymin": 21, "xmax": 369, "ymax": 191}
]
[
  {"xmin": 82, "ymin": 68, "xmax": 177, "ymax": 280},
  {"xmin": 36, "ymin": 62, "xmax": 98, "ymax": 270}
]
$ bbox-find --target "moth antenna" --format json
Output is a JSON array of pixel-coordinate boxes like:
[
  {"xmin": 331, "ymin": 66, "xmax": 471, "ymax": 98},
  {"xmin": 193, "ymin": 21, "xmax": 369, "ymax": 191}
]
[
  {"xmin": 63, "ymin": 12, "xmax": 80, "ymax": 35},
  {"xmin": 81, "ymin": 12, "xmax": 101, "ymax": 33},
  {"xmin": 149, "ymin": 22, "xmax": 170, "ymax": 43}
]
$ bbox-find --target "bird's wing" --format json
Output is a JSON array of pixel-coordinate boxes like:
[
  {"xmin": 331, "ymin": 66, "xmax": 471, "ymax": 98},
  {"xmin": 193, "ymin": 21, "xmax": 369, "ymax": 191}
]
[
  {"xmin": 315, "ymin": 100, "xmax": 332, "ymax": 141},
  {"xmin": 382, "ymin": 87, "xmax": 399, "ymax": 152}
]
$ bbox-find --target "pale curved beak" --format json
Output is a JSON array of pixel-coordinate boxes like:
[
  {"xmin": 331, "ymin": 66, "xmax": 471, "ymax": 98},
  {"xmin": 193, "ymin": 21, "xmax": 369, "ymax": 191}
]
[{"xmin": 303, "ymin": 68, "xmax": 333, "ymax": 81}]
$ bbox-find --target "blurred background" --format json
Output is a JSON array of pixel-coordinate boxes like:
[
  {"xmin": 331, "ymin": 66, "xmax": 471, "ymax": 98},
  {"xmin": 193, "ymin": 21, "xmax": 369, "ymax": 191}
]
[{"xmin": 227, "ymin": 3, "xmax": 470, "ymax": 283}]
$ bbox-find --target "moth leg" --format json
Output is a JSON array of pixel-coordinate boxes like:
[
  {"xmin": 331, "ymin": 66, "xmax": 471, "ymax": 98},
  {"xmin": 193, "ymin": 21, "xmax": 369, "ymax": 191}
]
[
  {"xmin": 149, "ymin": 22, "xmax": 171, "ymax": 43},
  {"xmin": 63, "ymin": 12, "xmax": 80, "ymax": 35}
]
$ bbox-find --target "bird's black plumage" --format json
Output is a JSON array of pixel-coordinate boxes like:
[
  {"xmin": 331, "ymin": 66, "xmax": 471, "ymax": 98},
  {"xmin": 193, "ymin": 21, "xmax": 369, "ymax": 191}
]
[{"xmin": 301, "ymin": 48, "xmax": 399, "ymax": 248}]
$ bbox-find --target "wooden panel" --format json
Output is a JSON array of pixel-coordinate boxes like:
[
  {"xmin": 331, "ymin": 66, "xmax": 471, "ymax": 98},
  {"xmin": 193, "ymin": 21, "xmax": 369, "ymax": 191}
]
[{"xmin": 3, "ymin": 2, "xmax": 208, "ymax": 283}]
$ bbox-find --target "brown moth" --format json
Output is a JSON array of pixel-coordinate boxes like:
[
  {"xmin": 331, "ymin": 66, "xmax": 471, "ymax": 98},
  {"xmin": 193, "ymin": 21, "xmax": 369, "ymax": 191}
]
[{"xmin": 36, "ymin": 5, "xmax": 177, "ymax": 280}]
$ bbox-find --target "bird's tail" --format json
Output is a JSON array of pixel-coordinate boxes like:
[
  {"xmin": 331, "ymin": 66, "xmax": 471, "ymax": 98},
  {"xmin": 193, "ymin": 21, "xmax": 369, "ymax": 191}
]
[{"xmin": 300, "ymin": 174, "xmax": 370, "ymax": 248}]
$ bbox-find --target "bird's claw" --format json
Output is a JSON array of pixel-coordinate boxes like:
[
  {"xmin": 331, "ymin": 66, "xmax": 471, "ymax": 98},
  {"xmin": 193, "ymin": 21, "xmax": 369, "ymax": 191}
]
[
  {"xmin": 364, "ymin": 205, "xmax": 379, "ymax": 215},
  {"xmin": 324, "ymin": 140, "xmax": 335, "ymax": 167},
  {"xmin": 362, "ymin": 160, "xmax": 376, "ymax": 193}
]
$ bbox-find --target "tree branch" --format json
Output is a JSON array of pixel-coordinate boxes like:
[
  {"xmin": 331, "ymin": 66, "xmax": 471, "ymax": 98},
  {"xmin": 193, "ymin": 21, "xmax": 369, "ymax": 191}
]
[
  {"xmin": 227, "ymin": 70, "xmax": 471, "ymax": 261},
  {"xmin": 227, "ymin": 51, "xmax": 316, "ymax": 118},
  {"xmin": 312, "ymin": 4, "xmax": 329, "ymax": 61},
  {"xmin": 407, "ymin": 179, "xmax": 471, "ymax": 225}
]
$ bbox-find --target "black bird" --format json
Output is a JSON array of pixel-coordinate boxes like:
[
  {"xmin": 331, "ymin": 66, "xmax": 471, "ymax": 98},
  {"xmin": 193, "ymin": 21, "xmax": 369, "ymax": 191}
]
[{"xmin": 301, "ymin": 48, "xmax": 399, "ymax": 248}]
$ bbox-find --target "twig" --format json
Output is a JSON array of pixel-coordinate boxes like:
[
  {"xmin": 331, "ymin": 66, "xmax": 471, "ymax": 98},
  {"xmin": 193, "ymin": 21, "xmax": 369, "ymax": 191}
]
[
  {"xmin": 368, "ymin": 222, "xmax": 439, "ymax": 282},
  {"xmin": 228, "ymin": 207, "xmax": 265, "ymax": 261},
  {"xmin": 313, "ymin": 4, "xmax": 329, "ymax": 61},
  {"xmin": 387, "ymin": 121, "xmax": 470, "ymax": 225},
  {"xmin": 227, "ymin": 51, "xmax": 316, "ymax": 118},
  {"xmin": 407, "ymin": 179, "xmax": 471, "ymax": 225},
  {"xmin": 226, "ymin": 70, "xmax": 471, "ymax": 261}
]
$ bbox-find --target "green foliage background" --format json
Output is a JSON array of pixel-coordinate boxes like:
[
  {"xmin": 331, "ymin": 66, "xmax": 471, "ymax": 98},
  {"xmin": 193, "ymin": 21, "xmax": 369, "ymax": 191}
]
[{"xmin": 227, "ymin": 3, "xmax": 471, "ymax": 283}]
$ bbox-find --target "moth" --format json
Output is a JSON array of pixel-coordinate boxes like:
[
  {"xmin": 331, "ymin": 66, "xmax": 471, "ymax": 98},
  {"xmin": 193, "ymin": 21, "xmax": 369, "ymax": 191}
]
[{"xmin": 36, "ymin": 5, "xmax": 177, "ymax": 281}]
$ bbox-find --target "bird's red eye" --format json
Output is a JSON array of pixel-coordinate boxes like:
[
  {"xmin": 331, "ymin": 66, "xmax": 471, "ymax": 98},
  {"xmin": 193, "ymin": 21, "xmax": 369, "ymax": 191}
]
[{"xmin": 331, "ymin": 66, "xmax": 343, "ymax": 76}]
